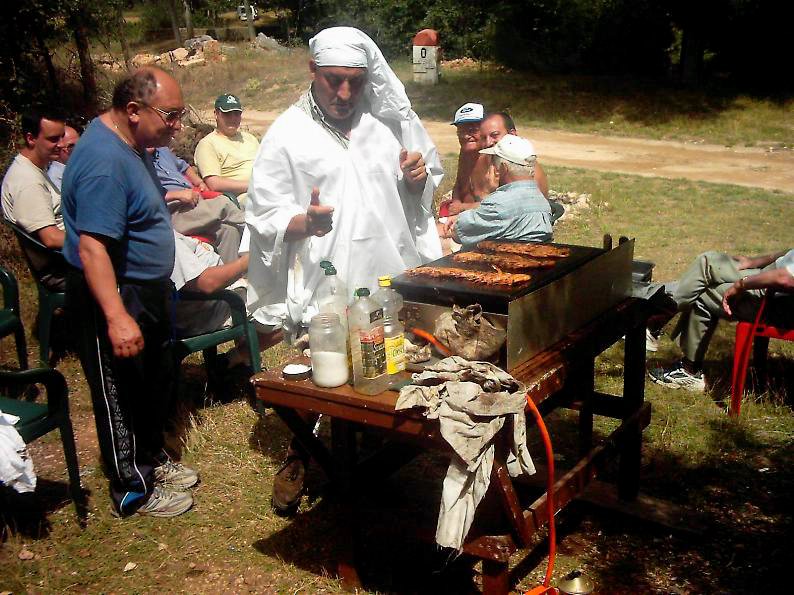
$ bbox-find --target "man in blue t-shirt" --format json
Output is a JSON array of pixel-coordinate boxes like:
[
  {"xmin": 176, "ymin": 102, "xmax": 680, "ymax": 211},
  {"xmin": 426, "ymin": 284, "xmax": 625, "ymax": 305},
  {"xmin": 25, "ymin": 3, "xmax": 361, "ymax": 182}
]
[{"xmin": 62, "ymin": 67, "xmax": 196, "ymax": 518}]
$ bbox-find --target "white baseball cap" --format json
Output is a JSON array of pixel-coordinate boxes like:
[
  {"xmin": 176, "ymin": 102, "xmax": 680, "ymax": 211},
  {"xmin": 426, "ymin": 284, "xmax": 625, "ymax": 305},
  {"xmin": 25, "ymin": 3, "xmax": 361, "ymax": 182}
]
[
  {"xmin": 451, "ymin": 102, "xmax": 484, "ymax": 125},
  {"xmin": 479, "ymin": 135, "xmax": 536, "ymax": 166}
]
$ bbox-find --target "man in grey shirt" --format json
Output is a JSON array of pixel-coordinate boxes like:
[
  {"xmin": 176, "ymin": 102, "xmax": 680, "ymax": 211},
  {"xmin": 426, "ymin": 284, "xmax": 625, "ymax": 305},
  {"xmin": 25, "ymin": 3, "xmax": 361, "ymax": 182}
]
[{"xmin": 443, "ymin": 135, "xmax": 553, "ymax": 246}]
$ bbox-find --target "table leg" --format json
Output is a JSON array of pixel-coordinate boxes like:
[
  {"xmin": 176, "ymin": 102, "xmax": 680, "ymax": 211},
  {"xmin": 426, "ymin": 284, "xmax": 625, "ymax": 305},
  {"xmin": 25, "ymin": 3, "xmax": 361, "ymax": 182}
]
[
  {"xmin": 482, "ymin": 559, "xmax": 510, "ymax": 594},
  {"xmin": 331, "ymin": 418, "xmax": 363, "ymax": 590},
  {"xmin": 618, "ymin": 320, "xmax": 646, "ymax": 501},
  {"xmin": 577, "ymin": 358, "xmax": 596, "ymax": 457}
]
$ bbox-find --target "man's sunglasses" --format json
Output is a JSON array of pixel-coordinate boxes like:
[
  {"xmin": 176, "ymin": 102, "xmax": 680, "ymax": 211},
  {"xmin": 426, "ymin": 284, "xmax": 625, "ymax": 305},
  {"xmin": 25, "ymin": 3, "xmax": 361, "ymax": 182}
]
[{"xmin": 141, "ymin": 103, "xmax": 188, "ymax": 124}]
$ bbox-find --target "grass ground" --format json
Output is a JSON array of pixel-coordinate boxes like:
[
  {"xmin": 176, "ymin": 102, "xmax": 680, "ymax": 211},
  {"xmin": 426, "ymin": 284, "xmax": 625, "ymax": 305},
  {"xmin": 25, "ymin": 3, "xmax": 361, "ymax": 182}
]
[
  {"xmin": 1, "ymin": 159, "xmax": 792, "ymax": 592},
  {"xmin": 168, "ymin": 45, "xmax": 794, "ymax": 148}
]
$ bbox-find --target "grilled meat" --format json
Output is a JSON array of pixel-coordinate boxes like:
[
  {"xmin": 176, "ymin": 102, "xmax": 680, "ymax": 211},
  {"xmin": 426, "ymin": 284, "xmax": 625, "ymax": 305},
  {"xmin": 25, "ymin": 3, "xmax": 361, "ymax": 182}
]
[
  {"xmin": 452, "ymin": 251, "xmax": 557, "ymax": 271},
  {"xmin": 406, "ymin": 266, "xmax": 531, "ymax": 286},
  {"xmin": 477, "ymin": 241, "xmax": 570, "ymax": 259}
]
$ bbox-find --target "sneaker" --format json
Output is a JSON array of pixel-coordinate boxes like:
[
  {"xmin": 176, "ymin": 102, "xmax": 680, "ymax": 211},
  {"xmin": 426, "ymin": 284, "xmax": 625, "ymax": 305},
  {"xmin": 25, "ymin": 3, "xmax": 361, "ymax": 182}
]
[
  {"xmin": 136, "ymin": 486, "xmax": 193, "ymax": 517},
  {"xmin": 646, "ymin": 328, "xmax": 659, "ymax": 352},
  {"xmin": 271, "ymin": 455, "xmax": 306, "ymax": 516},
  {"xmin": 649, "ymin": 361, "xmax": 705, "ymax": 392},
  {"xmin": 154, "ymin": 460, "xmax": 199, "ymax": 490}
]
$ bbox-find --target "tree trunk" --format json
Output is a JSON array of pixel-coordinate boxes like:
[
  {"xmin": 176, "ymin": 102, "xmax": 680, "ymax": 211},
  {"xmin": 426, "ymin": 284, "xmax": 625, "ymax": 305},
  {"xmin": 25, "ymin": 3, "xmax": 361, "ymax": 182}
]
[
  {"xmin": 679, "ymin": 27, "xmax": 704, "ymax": 85},
  {"xmin": 242, "ymin": 0, "xmax": 256, "ymax": 42},
  {"xmin": 183, "ymin": 0, "xmax": 194, "ymax": 40},
  {"xmin": 116, "ymin": 5, "xmax": 132, "ymax": 71},
  {"xmin": 35, "ymin": 31, "xmax": 59, "ymax": 96},
  {"xmin": 166, "ymin": 0, "xmax": 183, "ymax": 46},
  {"xmin": 68, "ymin": 10, "xmax": 97, "ymax": 108}
]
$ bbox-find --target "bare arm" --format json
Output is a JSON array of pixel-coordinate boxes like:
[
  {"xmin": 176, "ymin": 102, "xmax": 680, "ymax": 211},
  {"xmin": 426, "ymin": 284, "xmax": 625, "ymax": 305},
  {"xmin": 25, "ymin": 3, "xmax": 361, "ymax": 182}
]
[
  {"xmin": 534, "ymin": 162, "xmax": 549, "ymax": 198},
  {"xmin": 722, "ymin": 267, "xmax": 794, "ymax": 316},
  {"xmin": 447, "ymin": 200, "xmax": 479, "ymax": 215},
  {"xmin": 183, "ymin": 165, "xmax": 207, "ymax": 190},
  {"xmin": 203, "ymin": 175, "xmax": 249, "ymax": 195},
  {"xmin": 734, "ymin": 250, "xmax": 788, "ymax": 271},
  {"xmin": 78, "ymin": 233, "xmax": 144, "ymax": 358},
  {"xmin": 183, "ymin": 253, "xmax": 249, "ymax": 294},
  {"xmin": 37, "ymin": 225, "xmax": 65, "ymax": 249}
]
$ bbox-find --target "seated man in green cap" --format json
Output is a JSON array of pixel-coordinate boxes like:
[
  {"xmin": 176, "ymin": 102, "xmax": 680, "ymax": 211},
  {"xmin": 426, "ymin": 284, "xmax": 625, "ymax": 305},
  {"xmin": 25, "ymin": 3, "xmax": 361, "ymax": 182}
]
[{"xmin": 194, "ymin": 93, "xmax": 259, "ymax": 206}]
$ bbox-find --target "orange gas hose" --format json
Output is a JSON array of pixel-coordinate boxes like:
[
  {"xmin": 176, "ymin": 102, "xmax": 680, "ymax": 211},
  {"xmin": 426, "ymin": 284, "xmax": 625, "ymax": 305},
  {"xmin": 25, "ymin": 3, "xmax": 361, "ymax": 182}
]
[
  {"xmin": 408, "ymin": 327, "xmax": 453, "ymax": 357},
  {"xmin": 524, "ymin": 393, "xmax": 556, "ymax": 590}
]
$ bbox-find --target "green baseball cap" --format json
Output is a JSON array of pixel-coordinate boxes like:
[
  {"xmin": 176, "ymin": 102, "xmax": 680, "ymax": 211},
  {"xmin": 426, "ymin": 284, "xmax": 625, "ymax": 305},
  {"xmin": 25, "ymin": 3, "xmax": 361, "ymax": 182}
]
[{"xmin": 214, "ymin": 93, "xmax": 243, "ymax": 112}]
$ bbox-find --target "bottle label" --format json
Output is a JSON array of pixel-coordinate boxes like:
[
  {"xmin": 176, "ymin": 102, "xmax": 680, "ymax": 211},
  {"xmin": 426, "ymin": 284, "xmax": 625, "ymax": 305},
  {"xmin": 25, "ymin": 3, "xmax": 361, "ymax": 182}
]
[
  {"xmin": 369, "ymin": 308, "xmax": 384, "ymax": 324},
  {"xmin": 385, "ymin": 333, "xmax": 406, "ymax": 375},
  {"xmin": 358, "ymin": 327, "xmax": 386, "ymax": 378}
]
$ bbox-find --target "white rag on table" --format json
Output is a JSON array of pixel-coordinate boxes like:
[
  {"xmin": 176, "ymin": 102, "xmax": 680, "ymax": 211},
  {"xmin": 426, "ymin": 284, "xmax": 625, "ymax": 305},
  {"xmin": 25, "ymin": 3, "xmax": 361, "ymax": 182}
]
[
  {"xmin": 395, "ymin": 356, "xmax": 535, "ymax": 551},
  {"xmin": 0, "ymin": 408, "xmax": 36, "ymax": 493}
]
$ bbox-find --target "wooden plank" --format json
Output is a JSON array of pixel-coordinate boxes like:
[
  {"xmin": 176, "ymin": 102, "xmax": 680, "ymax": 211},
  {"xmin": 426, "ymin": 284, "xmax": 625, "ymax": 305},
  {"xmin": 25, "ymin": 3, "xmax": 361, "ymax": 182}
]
[
  {"xmin": 493, "ymin": 459, "xmax": 531, "ymax": 547},
  {"xmin": 519, "ymin": 473, "xmax": 704, "ymax": 536},
  {"xmin": 482, "ymin": 559, "xmax": 510, "ymax": 595}
]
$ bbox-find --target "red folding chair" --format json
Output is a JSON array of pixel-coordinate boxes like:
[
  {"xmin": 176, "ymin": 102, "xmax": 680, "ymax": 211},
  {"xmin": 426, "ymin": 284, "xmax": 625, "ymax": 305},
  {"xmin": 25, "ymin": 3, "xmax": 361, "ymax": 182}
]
[{"xmin": 730, "ymin": 293, "xmax": 794, "ymax": 417}]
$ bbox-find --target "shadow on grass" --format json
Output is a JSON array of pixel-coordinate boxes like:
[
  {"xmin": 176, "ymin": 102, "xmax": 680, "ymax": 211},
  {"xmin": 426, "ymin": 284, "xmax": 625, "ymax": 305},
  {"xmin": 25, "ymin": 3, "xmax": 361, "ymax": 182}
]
[
  {"xmin": 531, "ymin": 396, "xmax": 793, "ymax": 593},
  {"xmin": 243, "ymin": 382, "xmax": 793, "ymax": 593},
  {"xmin": 1, "ymin": 478, "xmax": 90, "ymax": 540}
]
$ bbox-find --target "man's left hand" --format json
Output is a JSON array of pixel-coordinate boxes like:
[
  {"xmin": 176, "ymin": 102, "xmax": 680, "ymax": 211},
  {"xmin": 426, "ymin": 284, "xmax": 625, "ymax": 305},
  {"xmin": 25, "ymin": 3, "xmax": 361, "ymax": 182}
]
[
  {"xmin": 400, "ymin": 149, "xmax": 427, "ymax": 191},
  {"xmin": 722, "ymin": 280, "xmax": 744, "ymax": 316}
]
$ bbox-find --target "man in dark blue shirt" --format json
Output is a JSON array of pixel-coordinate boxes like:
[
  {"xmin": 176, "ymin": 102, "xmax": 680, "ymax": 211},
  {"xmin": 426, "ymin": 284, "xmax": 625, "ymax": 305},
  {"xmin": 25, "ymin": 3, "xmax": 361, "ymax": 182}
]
[{"xmin": 62, "ymin": 67, "xmax": 196, "ymax": 518}]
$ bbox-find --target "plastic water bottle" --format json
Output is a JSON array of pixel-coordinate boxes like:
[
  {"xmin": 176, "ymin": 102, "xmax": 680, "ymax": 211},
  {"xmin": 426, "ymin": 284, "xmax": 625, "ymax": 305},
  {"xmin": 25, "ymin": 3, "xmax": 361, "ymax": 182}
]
[
  {"xmin": 373, "ymin": 276, "xmax": 405, "ymax": 384},
  {"xmin": 348, "ymin": 288, "xmax": 389, "ymax": 395},
  {"xmin": 372, "ymin": 275, "xmax": 404, "ymax": 319},
  {"xmin": 316, "ymin": 262, "xmax": 349, "ymax": 335}
]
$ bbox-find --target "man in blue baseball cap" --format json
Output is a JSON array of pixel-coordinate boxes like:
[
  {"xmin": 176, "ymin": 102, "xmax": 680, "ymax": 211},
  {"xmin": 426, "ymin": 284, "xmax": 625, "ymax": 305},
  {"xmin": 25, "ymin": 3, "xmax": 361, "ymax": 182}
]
[{"xmin": 193, "ymin": 93, "xmax": 259, "ymax": 205}]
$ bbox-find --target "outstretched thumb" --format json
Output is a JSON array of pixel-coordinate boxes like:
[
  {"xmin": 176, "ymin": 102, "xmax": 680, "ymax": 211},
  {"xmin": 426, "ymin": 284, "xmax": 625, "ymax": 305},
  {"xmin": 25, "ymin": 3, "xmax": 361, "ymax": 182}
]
[
  {"xmin": 399, "ymin": 148, "xmax": 408, "ymax": 165},
  {"xmin": 310, "ymin": 186, "xmax": 320, "ymax": 207}
]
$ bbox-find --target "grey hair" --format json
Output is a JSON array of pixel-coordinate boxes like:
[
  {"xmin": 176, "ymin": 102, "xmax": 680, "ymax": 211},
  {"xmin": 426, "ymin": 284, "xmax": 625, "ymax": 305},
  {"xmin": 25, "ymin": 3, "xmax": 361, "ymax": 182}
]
[
  {"xmin": 493, "ymin": 154, "xmax": 536, "ymax": 177},
  {"xmin": 112, "ymin": 69, "xmax": 159, "ymax": 109}
]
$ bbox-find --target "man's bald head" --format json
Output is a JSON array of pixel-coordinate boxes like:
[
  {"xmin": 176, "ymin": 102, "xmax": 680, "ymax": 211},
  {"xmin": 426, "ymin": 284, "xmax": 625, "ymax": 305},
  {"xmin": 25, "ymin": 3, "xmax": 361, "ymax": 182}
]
[{"xmin": 110, "ymin": 67, "xmax": 185, "ymax": 149}]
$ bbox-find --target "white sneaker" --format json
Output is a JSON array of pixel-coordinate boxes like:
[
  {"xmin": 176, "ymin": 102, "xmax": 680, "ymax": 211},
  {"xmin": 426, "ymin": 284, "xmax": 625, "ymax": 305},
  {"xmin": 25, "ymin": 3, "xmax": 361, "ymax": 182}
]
[
  {"xmin": 649, "ymin": 361, "xmax": 705, "ymax": 392},
  {"xmin": 646, "ymin": 329, "xmax": 659, "ymax": 352},
  {"xmin": 136, "ymin": 486, "xmax": 193, "ymax": 517},
  {"xmin": 154, "ymin": 460, "xmax": 199, "ymax": 489}
]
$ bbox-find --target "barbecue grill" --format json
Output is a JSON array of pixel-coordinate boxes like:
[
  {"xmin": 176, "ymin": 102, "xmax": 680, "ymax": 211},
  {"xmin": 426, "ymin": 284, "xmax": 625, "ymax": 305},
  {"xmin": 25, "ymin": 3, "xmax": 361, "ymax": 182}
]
[{"xmin": 392, "ymin": 239, "xmax": 635, "ymax": 369}]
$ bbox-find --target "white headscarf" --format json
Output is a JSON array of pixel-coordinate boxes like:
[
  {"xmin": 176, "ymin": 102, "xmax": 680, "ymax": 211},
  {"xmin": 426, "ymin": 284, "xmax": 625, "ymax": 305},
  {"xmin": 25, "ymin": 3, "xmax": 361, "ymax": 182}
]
[
  {"xmin": 308, "ymin": 26, "xmax": 444, "ymax": 260},
  {"xmin": 309, "ymin": 26, "xmax": 412, "ymax": 123}
]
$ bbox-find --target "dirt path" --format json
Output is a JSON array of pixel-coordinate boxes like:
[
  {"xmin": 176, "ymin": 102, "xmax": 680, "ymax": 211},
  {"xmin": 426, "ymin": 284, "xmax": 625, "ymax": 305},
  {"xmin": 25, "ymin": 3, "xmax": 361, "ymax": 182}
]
[{"xmin": 229, "ymin": 110, "xmax": 794, "ymax": 193}]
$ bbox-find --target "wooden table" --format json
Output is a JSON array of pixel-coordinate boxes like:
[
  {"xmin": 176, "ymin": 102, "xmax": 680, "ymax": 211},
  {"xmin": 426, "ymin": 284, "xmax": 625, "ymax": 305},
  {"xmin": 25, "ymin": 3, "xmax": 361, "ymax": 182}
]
[{"xmin": 253, "ymin": 298, "xmax": 651, "ymax": 593}]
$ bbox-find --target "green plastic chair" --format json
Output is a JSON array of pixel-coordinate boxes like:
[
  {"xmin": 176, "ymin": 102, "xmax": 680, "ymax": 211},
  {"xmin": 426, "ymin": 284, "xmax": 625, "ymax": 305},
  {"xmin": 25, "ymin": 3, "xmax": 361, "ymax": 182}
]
[
  {"xmin": 173, "ymin": 289, "xmax": 261, "ymax": 391},
  {"xmin": 0, "ymin": 367, "xmax": 86, "ymax": 524},
  {"xmin": 0, "ymin": 264, "xmax": 29, "ymax": 370},
  {"xmin": 2, "ymin": 218, "xmax": 66, "ymax": 366}
]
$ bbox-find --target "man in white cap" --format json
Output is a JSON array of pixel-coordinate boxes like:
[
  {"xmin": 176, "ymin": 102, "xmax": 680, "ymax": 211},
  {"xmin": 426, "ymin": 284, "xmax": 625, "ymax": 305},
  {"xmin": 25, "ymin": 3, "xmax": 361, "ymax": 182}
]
[
  {"xmin": 245, "ymin": 26, "xmax": 443, "ymax": 514},
  {"xmin": 445, "ymin": 102, "xmax": 485, "ymax": 212},
  {"xmin": 443, "ymin": 134, "xmax": 553, "ymax": 245}
]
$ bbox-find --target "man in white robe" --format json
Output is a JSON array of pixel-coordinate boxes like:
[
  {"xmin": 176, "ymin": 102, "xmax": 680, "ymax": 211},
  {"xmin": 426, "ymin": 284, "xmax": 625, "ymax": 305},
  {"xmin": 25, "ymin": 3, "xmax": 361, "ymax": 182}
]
[
  {"xmin": 245, "ymin": 26, "xmax": 443, "ymax": 515},
  {"xmin": 246, "ymin": 26, "xmax": 444, "ymax": 339}
]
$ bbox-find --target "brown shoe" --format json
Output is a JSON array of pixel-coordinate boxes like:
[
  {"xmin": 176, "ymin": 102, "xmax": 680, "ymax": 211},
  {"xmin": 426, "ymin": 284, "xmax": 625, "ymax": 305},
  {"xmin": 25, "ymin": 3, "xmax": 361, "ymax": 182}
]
[{"xmin": 271, "ymin": 455, "xmax": 306, "ymax": 516}]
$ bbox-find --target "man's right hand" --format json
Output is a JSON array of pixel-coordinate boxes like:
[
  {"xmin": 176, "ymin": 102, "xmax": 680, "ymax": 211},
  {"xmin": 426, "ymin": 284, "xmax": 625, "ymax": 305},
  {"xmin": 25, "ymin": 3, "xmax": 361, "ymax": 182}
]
[
  {"xmin": 107, "ymin": 313, "xmax": 145, "ymax": 358},
  {"xmin": 305, "ymin": 187, "xmax": 334, "ymax": 237},
  {"xmin": 168, "ymin": 188, "xmax": 200, "ymax": 208}
]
